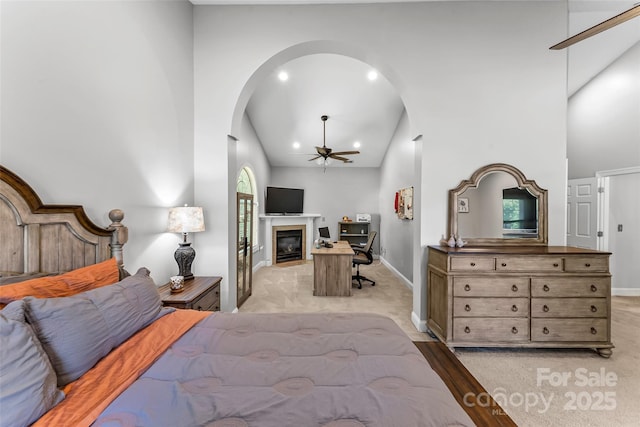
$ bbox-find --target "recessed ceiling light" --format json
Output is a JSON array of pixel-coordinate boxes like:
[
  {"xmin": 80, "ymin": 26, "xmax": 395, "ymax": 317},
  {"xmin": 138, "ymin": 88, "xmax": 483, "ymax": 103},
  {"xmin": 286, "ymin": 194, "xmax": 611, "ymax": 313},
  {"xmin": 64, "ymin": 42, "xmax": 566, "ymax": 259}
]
[
  {"xmin": 353, "ymin": 141, "xmax": 361, "ymax": 148},
  {"xmin": 292, "ymin": 141, "xmax": 300, "ymax": 149},
  {"xmin": 367, "ymin": 70, "xmax": 378, "ymax": 81},
  {"xmin": 278, "ymin": 71, "xmax": 289, "ymax": 81}
]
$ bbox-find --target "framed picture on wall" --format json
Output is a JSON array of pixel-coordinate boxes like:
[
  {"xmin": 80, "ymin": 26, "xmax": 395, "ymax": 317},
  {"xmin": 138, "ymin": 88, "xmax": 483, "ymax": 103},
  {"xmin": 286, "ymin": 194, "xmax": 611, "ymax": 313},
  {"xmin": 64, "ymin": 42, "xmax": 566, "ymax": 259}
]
[{"xmin": 458, "ymin": 197, "xmax": 469, "ymax": 213}]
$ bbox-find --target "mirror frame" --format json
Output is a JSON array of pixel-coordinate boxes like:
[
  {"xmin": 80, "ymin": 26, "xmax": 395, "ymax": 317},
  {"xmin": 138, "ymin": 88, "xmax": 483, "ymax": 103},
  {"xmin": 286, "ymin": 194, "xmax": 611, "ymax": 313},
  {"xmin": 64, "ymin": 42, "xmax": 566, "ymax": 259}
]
[{"xmin": 448, "ymin": 163, "xmax": 548, "ymax": 246}]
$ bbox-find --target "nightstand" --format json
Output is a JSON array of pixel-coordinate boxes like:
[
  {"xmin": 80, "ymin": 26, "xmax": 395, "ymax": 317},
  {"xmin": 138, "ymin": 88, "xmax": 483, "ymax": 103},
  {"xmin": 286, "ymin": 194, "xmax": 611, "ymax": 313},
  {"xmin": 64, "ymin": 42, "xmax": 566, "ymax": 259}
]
[{"xmin": 159, "ymin": 276, "xmax": 222, "ymax": 311}]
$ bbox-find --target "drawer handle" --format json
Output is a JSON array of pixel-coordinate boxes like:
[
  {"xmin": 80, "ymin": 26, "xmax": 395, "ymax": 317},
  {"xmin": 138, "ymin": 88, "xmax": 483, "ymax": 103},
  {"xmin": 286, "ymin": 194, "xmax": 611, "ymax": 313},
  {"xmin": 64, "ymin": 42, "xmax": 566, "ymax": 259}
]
[
  {"xmin": 591, "ymin": 327, "xmax": 597, "ymax": 335},
  {"xmin": 585, "ymin": 263, "xmax": 591, "ymax": 267},
  {"xmin": 591, "ymin": 305, "xmax": 597, "ymax": 313},
  {"xmin": 543, "ymin": 305, "xmax": 549, "ymax": 312},
  {"xmin": 543, "ymin": 327, "xmax": 550, "ymax": 335},
  {"xmin": 553, "ymin": 263, "xmax": 559, "ymax": 267},
  {"xmin": 543, "ymin": 284, "xmax": 550, "ymax": 292},
  {"xmin": 465, "ymin": 304, "xmax": 471, "ymax": 312},
  {"xmin": 470, "ymin": 262, "xmax": 476, "ymax": 267},
  {"xmin": 512, "ymin": 327, "xmax": 518, "ymax": 334},
  {"xmin": 464, "ymin": 284, "xmax": 471, "ymax": 291},
  {"xmin": 591, "ymin": 284, "xmax": 598, "ymax": 292},
  {"xmin": 511, "ymin": 305, "xmax": 518, "ymax": 312},
  {"xmin": 464, "ymin": 326, "xmax": 471, "ymax": 334},
  {"xmin": 511, "ymin": 284, "xmax": 518, "ymax": 292},
  {"xmin": 501, "ymin": 263, "xmax": 507, "ymax": 267}
]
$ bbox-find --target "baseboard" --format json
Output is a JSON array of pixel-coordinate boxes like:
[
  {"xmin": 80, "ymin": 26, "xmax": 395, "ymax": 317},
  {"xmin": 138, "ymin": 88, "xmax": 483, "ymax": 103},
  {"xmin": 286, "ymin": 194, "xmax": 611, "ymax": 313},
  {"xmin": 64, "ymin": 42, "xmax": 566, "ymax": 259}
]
[
  {"xmin": 612, "ymin": 288, "xmax": 640, "ymax": 296},
  {"xmin": 379, "ymin": 256, "xmax": 413, "ymax": 290},
  {"xmin": 412, "ymin": 310, "xmax": 427, "ymax": 332},
  {"xmin": 253, "ymin": 260, "xmax": 265, "ymax": 274}
]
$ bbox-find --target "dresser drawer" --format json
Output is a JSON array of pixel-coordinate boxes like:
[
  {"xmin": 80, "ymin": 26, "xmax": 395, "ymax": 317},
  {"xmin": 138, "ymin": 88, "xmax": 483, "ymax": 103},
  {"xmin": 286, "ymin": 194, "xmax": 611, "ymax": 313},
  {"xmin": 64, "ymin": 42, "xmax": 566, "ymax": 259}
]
[
  {"xmin": 531, "ymin": 277, "xmax": 609, "ymax": 297},
  {"xmin": 564, "ymin": 256, "xmax": 609, "ymax": 273},
  {"xmin": 454, "ymin": 297, "xmax": 529, "ymax": 317},
  {"xmin": 454, "ymin": 318, "xmax": 530, "ymax": 342},
  {"xmin": 531, "ymin": 298, "xmax": 607, "ymax": 318},
  {"xmin": 191, "ymin": 285, "xmax": 220, "ymax": 311},
  {"xmin": 496, "ymin": 256, "xmax": 563, "ymax": 272},
  {"xmin": 450, "ymin": 257, "xmax": 495, "ymax": 271},
  {"xmin": 531, "ymin": 318, "xmax": 608, "ymax": 342},
  {"xmin": 453, "ymin": 277, "xmax": 529, "ymax": 297}
]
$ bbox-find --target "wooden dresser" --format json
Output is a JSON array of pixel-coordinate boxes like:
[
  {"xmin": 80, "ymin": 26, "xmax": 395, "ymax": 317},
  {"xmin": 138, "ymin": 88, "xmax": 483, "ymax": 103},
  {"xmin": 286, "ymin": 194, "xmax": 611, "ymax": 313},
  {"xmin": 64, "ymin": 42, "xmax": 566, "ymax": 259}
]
[{"xmin": 426, "ymin": 245, "xmax": 613, "ymax": 357}]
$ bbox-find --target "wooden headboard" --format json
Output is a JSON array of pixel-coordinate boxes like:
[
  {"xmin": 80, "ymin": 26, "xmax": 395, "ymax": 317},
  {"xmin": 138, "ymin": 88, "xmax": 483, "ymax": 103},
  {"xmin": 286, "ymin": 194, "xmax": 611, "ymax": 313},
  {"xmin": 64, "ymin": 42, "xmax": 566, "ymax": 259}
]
[{"xmin": 0, "ymin": 165, "xmax": 127, "ymax": 284}]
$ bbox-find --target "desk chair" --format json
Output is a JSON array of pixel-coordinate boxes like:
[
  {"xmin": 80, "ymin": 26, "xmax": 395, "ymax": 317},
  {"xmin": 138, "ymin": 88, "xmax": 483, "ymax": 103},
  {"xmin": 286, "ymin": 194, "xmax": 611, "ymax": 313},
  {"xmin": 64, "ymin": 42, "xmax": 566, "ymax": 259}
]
[{"xmin": 351, "ymin": 231, "xmax": 377, "ymax": 289}]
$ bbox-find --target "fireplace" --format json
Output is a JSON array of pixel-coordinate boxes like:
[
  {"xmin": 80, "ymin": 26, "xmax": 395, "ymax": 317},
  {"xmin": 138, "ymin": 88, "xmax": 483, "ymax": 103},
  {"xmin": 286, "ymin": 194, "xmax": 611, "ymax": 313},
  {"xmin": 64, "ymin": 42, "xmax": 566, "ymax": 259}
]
[
  {"xmin": 260, "ymin": 214, "xmax": 319, "ymax": 266},
  {"xmin": 272, "ymin": 225, "xmax": 306, "ymax": 265}
]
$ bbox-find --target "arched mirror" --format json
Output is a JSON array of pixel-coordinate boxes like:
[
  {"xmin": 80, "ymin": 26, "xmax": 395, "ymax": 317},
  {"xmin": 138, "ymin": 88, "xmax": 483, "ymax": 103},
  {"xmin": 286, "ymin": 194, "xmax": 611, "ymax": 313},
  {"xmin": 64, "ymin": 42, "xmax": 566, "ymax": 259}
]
[{"xmin": 448, "ymin": 163, "xmax": 548, "ymax": 246}]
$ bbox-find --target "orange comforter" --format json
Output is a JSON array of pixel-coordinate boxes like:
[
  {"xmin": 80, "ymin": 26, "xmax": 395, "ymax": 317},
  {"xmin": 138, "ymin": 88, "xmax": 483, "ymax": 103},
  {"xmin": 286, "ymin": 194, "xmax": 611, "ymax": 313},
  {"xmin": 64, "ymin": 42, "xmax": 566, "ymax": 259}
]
[{"xmin": 33, "ymin": 309, "xmax": 210, "ymax": 427}]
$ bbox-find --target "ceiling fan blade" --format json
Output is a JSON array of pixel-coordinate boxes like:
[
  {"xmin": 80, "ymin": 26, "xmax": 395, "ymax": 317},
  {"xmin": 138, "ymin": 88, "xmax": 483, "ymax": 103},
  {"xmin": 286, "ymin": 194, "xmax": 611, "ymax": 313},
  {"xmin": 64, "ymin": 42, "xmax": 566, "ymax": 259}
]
[
  {"xmin": 329, "ymin": 154, "xmax": 353, "ymax": 163},
  {"xmin": 308, "ymin": 155, "xmax": 322, "ymax": 161},
  {"xmin": 330, "ymin": 150, "xmax": 360, "ymax": 156},
  {"xmin": 550, "ymin": 5, "xmax": 640, "ymax": 50}
]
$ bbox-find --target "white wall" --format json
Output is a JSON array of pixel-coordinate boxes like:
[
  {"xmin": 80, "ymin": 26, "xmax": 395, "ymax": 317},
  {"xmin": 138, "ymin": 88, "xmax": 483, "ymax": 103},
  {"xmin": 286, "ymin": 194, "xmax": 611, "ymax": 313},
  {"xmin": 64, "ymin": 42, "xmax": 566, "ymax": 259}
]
[
  {"xmin": 0, "ymin": 0, "xmax": 194, "ymax": 284},
  {"xmin": 194, "ymin": 1, "xmax": 567, "ymax": 324},
  {"xmin": 379, "ymin": 110, "xmax": 415, "ymax": 281},
  {"xmin": 607, "ymin": 172, "xmax": 640, "ymax": 294},
  {"xmin": 568, "ymin": 42, "xmax": 640, "ymax": 179},
  {"xmin": 236, "ymin": 114, "xmax": 271, "ymax": 271},
  {"xmin": 269, "ymin": 166, "xmax": 380, "ymax": 250}
]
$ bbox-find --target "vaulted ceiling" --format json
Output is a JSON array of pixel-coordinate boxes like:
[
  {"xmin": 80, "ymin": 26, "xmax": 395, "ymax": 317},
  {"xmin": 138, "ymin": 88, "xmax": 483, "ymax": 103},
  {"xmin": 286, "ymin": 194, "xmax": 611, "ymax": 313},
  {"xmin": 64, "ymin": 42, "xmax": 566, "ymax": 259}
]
[{"xmin": 194, "ymin": 0, "xmax": 640, "ymax": 168}]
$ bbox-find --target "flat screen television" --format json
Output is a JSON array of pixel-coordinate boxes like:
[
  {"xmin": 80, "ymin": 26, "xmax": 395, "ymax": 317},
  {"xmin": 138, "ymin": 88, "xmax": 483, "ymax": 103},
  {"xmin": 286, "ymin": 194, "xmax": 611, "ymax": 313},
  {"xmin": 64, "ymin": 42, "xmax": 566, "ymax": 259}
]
[
  {"xmin": 265, "ymin": 186, "xmax": 304, "ymax": 215},
  {"xmin": 502, "ymin": 187, "xmax": 538, "ymax": 232}
]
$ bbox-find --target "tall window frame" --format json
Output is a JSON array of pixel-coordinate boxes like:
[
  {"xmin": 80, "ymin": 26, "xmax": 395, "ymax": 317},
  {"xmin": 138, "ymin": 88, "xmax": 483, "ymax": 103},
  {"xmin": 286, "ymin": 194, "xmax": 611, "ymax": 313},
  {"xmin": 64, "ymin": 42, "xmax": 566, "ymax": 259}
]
[{"xmin": 236, "ymin": 167, "xmax": 259, "ymax": 250}]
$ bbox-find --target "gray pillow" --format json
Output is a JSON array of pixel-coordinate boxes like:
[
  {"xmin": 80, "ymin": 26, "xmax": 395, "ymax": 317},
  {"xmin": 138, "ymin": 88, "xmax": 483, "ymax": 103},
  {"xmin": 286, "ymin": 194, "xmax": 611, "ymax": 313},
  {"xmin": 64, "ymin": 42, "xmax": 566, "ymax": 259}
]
[
  {"xmin": 24, "ymin": 267, "xmax": 163, "ymax": 386},
  {"xmin": 0, "ymin": 300, "xmax": 65, "ymax": 427}
]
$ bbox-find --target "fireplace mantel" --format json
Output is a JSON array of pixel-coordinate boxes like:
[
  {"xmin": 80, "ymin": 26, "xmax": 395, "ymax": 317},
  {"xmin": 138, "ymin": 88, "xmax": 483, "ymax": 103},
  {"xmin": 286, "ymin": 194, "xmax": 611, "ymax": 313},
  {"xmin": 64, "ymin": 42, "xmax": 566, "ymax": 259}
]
[{"xmin": 260, "ymin": 214, "xmax": 321, "ymax": 266}]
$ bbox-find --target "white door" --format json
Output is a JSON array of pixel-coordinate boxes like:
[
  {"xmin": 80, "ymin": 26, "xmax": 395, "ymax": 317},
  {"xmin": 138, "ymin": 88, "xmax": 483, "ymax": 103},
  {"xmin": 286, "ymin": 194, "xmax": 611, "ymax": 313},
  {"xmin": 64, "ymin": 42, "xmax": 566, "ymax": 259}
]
[{"xmin": 567, "ymin": 177, "xmax": 598, "ymax": 249}]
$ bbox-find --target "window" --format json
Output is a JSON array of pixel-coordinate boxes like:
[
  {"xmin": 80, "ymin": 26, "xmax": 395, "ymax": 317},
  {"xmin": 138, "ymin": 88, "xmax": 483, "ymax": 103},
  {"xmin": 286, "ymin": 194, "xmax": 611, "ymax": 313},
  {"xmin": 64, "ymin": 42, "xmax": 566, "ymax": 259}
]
[{"xmin": 237, "ymin": 167, "xmax": 259, "ymax": 249}]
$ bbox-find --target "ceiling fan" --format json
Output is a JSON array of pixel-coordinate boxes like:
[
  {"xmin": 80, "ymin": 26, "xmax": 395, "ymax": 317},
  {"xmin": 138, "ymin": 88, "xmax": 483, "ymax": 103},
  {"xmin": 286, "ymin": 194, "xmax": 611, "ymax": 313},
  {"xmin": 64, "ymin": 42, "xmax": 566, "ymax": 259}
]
[
  {"xmin": 308, "ymin": 115, "xmax": 360, "ymax": 164},
  {"xmin": 550, "ymin": 4, "xmax": 640, "ymax": 50}
]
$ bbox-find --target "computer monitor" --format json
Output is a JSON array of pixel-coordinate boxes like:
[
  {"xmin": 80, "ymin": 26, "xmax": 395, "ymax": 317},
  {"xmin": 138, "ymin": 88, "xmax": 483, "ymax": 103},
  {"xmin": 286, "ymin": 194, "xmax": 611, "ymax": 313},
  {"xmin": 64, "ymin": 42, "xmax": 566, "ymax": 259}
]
[{"xmin": 318, "ymin": 226, "xmax": 330, "ymax": 240}]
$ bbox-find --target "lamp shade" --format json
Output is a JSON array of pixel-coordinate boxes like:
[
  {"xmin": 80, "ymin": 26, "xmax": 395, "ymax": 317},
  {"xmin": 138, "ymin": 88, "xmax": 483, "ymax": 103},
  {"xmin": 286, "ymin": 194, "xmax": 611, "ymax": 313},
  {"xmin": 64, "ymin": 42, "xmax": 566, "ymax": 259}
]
[{"xmin": 167, "ymin": 206, "xmax": 205, "ymax": 233}]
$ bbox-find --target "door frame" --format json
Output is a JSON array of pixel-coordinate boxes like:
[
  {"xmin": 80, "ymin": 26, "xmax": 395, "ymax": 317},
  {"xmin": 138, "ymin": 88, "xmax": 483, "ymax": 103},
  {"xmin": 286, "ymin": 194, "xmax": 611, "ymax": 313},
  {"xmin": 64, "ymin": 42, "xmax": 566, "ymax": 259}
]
[
  {"xmin": 595, "ymin": 166, "xmax": 640, "ymax": 252},
  {"xmin": 236, "ymin": 192, "xmax": 254, "ymax": 308}
]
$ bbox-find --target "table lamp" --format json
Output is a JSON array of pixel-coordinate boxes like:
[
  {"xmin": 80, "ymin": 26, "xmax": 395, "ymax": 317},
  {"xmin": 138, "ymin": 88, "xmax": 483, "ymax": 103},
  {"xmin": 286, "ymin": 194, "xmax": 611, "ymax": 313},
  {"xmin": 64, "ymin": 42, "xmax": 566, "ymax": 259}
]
[{"xmin": 167, "ymin": 205, "xmax": 205, "ymax": 280}]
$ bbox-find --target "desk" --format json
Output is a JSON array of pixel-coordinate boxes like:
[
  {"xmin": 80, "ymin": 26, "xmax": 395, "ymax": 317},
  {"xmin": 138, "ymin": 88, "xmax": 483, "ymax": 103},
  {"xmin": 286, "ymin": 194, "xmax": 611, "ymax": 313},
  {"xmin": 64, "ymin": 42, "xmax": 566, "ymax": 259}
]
[{"xmin": 311, "ymin": 241, "xmax": 354, "ymax": 296}]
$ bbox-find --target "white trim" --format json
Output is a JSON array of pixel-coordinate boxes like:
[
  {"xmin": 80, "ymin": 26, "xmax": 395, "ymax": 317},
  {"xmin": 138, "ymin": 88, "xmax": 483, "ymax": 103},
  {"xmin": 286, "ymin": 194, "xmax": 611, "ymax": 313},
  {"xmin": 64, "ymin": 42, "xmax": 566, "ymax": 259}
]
[
  {"xmin": 411, "ymin": 311, "xmax": 427, "ymax": 333},
  {"xmin": 253, "ymin": 260, "xmax": 265, "ymax": 274},
  {"xmin": 596, "ymin": 166, "xmax": 640, "ymax": 178},
  {"xmin": 612, "ymin": 289, "xmax": 640, "ymax": 296},
  {"xmin": 596, "ymin": 176, "xmax": 609, "ymax": 251},
  {"xmin": 379, "ymin": 256, "xmax": 413, "ymax": 290}
]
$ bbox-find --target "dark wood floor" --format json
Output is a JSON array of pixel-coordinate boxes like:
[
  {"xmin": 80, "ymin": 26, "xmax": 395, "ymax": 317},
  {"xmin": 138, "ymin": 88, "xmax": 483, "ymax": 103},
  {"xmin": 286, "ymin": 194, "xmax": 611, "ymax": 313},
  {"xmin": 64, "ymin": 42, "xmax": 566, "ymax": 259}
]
[{"xmin": 414, "ymin": 341, "xmax": 517, "ymax": 427}]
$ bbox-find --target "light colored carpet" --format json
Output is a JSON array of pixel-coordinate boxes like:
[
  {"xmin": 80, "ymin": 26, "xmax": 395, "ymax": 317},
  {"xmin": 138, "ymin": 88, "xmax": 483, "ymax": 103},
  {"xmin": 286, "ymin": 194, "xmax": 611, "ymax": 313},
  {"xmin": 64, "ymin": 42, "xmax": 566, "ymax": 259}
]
[
  {"xmin": 239, "ymin": 260, "xmax": 427, "ymax": 340},
  {"xmin": 241, "ymin": 261, "xmax": 639, "ymax": 426},
  {"xmin": 454, "ymin": 296, "xmax": 640, "ymax": 426}
]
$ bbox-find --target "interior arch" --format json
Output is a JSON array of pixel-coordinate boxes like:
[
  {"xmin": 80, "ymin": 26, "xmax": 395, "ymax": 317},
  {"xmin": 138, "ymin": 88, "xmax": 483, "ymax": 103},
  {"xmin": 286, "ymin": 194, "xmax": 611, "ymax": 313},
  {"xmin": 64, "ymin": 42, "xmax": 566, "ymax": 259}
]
[{"xmin": 228, "ymin": 40, "xmax": 423, "ymax": 328}]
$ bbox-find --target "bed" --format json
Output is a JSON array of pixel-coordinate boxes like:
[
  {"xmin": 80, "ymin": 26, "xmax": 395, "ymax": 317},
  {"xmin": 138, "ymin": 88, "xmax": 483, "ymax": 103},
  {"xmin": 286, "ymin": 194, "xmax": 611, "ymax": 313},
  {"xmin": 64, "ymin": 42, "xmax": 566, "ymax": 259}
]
[{"xmin": 0, "ymin": 166, "xmax": 474, "ymax": 427}]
